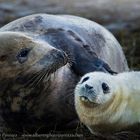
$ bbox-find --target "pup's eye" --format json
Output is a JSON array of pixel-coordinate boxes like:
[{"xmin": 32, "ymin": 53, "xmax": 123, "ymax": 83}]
[
  {"xmin": 102, "ymin": 82, "xmax": 110, "ymax": 94},
  {"xmin": 17, "ymin": 48, "xmax": 31, "ymax": 63},
  {"xmin": 81, "ymin": 77, "xmax": 89, "ymax": 84}
]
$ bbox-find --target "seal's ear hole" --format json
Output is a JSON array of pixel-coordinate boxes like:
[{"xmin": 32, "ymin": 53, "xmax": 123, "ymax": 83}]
[{"xmin": 0, "ymin": 55, "xmax": 8, "ymax": 62}]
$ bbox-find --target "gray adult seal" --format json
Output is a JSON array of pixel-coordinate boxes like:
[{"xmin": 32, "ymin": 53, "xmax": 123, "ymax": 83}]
[{"xmin": 0, "ymin": 14, "xmax": 128, "ymax": 132}]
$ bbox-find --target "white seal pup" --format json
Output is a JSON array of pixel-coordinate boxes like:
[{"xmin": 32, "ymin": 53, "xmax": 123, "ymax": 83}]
[{"xmin": 75, "ymin": 71, "xmax": 140, "ymax": 134}]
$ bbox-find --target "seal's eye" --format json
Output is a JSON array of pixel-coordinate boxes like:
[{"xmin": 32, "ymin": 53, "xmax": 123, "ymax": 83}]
[
  {"xmin": 102, "ymin": 82, "xmax": 110, "ymax": 94},
  {"xmin": 81, "ymin": 77, "xmax": 89, "ymax": 84},
  {"xmin": 17, "ymin": 48, "xmax": 31, "ymax": 64}
]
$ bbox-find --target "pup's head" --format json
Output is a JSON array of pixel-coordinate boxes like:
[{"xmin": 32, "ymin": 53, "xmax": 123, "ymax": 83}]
[{"xmin": 75, "ymin": 72, "xmax": 117, "ymax": 107}]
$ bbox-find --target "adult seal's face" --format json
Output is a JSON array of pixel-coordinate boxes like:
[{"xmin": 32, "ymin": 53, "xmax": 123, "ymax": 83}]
[
  {"xmin": 75, "ymin": 72, "xmax": 116, "ymax": 107},
  {"xmin": 0, "ymin": 32, "xmax": 68, "ymax": 80},
  {"xmin": 0, "ymin": 32, "xmax": 68, "ymax": 115}
]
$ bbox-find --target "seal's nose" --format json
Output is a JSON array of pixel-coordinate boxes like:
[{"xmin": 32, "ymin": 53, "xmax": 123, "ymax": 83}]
[
  {"xmin": 56, "ymin": 51, "xmax": 68, "ymax": 65},
  {"xmin": 85, "ymin": 84, "xmax": 93, "ymax": 90}
]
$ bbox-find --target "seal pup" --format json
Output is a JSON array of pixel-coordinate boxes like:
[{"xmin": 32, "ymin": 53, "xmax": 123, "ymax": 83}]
[
  {"xmin": 75, "ymin": 71, "xmax": 140, "ymax": 134},
  {"xmin": 0, "ymin": 14, "xmax": 128, "ymax": 132}
]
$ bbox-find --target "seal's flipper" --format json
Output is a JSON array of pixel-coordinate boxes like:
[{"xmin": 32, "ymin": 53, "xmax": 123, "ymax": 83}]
[{"xmin": 71, "ymin": 52, "xmax": 117, "ymax": 76}]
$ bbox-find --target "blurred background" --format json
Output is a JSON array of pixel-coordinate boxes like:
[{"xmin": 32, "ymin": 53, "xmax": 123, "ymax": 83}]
[{"xmin": 0, "ymin": 0, "xmax": 140, "ymax": 69}]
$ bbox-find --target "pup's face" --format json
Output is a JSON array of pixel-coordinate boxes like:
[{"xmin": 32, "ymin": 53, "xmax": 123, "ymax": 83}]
[{"xmin": 75, "ymin": 72, "xmax": 116, "ymax": 106}]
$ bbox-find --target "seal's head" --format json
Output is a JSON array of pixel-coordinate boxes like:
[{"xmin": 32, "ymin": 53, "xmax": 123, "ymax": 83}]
[
  {"xmin": 0, "ymin": 32, "xmax": 68, "ymax": 114},
  {"xmin": 74, "ymin": 72, "xmax": 122, "ymax": 134},
  {"xmin": 75, "ymin": 72, "xmax": 116, "ymax": 107},
  {"xmin": 0, "ymin": 32, "xmax": 68, "ymax": 79}
]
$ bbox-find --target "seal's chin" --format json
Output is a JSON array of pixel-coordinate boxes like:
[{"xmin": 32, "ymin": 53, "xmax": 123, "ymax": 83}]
[{"xmin": 79, "ymin": 96, "xmax": 99, "ymax": 107}]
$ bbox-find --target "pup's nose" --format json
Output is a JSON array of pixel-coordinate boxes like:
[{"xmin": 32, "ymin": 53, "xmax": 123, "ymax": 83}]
[{"xmin": 85, "ymin": 84, "xmax": 93, "ymax": 90}]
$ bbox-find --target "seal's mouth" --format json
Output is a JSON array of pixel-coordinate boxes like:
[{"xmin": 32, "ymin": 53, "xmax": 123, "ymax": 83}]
[
  {"xmin": 80, "ymin": 96, "xmax": 90, "ymax": 102},
  {"xmin": 79, "ymin": 96, "xmax": 99, "ymax": 107}
]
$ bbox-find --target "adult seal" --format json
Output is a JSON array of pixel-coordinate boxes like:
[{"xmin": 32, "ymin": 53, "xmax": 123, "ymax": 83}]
[
  {"xmin": 75, "ymin": 71, "xmax": 140, "ymax": 134},
  {"xmin": 0, "ymin": 14, "xmax": 128, "ymax": 132}
]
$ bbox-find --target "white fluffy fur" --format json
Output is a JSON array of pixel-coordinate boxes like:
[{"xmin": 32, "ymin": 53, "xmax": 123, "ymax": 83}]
[{"xmin": 75, "ymin": 71, "xmax": 140, "ymax": 133}]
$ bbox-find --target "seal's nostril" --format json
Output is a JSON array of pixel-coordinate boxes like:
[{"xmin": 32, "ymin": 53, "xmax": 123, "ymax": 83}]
[
  {"xmin": 57, "ymin": 52, "xmax": 63, "ymax": 59},
  {"xmin": 85, "ymin": 84, "xmax": 93, "ymax": 90},
  {"xmin": 57, "ymin": 51, "xmax": 67, "ymax": 61},
  {"xmin": 62, "ymin": 52, "xmax": 67, "ymax": 60},
  {"xmin": 62, "ymin": 52, "xmax": 68, "ymax": 65}
]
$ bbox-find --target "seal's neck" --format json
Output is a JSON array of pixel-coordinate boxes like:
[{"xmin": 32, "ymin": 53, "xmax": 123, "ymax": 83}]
[{"xmin": 34, "ymin": 65, "xmax": 78, "ymax": 118}]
